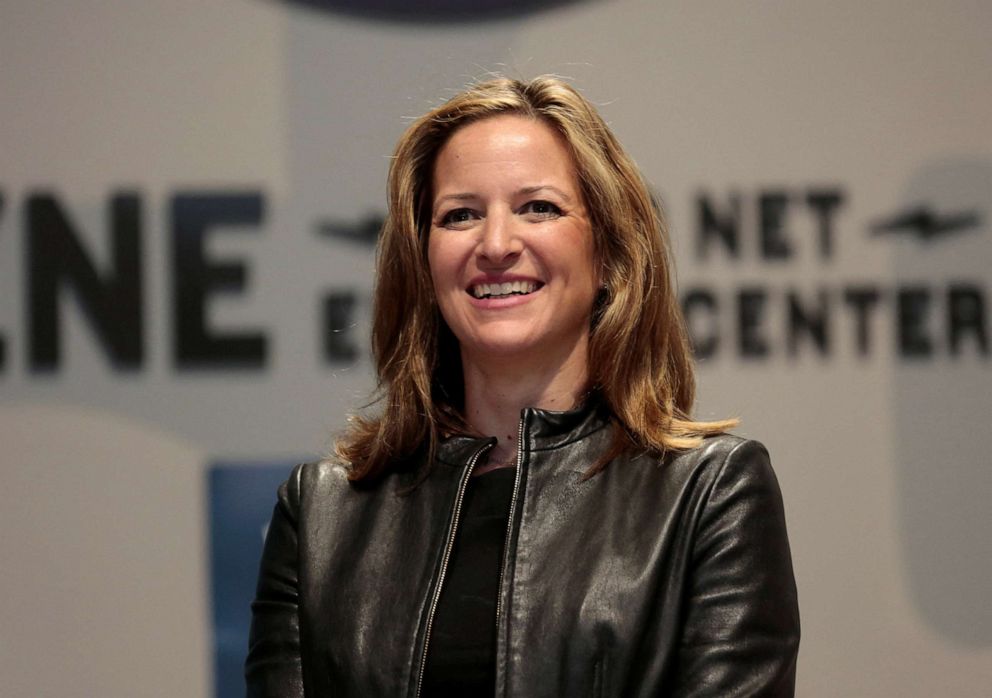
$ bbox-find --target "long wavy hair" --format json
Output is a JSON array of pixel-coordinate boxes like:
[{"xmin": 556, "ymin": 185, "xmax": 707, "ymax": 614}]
[{"xmin": 337, "ymin": 75, "xmax": 736, "ymax": 480}]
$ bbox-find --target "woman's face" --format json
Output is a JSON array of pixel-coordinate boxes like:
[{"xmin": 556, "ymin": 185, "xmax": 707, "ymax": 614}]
[{"xmin": 427, "ymin": 115, "xmax": 599, "ymax": 367}]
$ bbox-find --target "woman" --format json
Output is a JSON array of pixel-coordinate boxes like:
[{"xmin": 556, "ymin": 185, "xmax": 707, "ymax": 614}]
[{"xmin": 246, "ymin": 76, "xmax": 799, "ymax": 697}]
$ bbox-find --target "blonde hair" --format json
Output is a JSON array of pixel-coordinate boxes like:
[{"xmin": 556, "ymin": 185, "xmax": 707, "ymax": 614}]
[{"xmin": 337, "ymin": 75, "xmax": 735, "ymax": 480}]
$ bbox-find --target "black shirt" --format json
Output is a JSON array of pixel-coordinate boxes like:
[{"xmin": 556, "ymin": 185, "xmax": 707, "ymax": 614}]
[{"xmin": 421, "ymin": 466, "xmax": 517, "ymax": 696}]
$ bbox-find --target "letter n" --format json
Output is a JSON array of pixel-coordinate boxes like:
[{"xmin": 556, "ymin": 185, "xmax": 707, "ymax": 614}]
[{"xmin": 26, "ymin": 191, "xmax": 143, "ymax": 371}]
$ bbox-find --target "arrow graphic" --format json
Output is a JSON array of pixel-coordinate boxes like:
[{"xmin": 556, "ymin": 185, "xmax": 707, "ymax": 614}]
[
  {"xmin": 871, "ymin": 206, "xmax": 982, "ymax": 241},
  {"xmin": 315, "ymin": 213, "xmax": 384, "ymax": 246}
]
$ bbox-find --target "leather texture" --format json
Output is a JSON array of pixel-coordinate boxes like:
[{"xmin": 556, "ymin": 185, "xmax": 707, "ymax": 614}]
[{"xmin": 246, "ymin": 402, "xmax": 800, "ymax": 696}]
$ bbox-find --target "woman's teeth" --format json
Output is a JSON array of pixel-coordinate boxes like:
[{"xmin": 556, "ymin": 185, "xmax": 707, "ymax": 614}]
[{"xmin": 471, "ymin": 281, "xmax": 538, "ymax": 299}]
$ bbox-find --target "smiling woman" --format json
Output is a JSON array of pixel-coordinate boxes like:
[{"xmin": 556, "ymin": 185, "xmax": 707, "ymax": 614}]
[{"xmin": 246, "ymin": 76, "xmax": 800, "ymax": 697}]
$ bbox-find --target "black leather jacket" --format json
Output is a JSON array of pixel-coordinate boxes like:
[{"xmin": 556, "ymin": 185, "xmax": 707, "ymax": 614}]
[{"xmin": 246, "ymin": 403, "xmax": 799, "ymax": 696}]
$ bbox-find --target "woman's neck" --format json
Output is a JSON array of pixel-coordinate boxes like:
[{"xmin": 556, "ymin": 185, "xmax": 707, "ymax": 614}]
[{"xmin": 460, "ymin": 341, "xmax": 589, "ymax": 474}]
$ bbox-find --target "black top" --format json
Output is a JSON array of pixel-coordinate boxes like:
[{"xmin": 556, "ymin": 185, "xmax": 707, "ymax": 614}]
[{"xmin": 421, "ymin": 466, "xmax": 517, "ymax": 696}]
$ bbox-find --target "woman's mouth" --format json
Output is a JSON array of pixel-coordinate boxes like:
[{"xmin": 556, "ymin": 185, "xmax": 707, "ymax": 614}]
[{"xmin": 469, "ymin": 280, "xmax": 541, "ymax": 299}]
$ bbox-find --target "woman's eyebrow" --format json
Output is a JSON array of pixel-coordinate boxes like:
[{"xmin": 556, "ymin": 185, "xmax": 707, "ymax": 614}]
[
  {"xmin": 432, "ymin": 192, "xmax": 479, "ymax": 215},
  {"xmin": 516, "ymin": 185, "xmax": 572, "ymax": 202},
  {"xmin": 432, "ymin": 186, "xmax": 573, "ymax": 214}
]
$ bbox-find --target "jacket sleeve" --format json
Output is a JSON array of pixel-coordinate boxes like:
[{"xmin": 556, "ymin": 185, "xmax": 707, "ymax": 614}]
[
  {"xmin": 245, "ymin": 465, "xmax": 306, "ymax": 697},
  {"xmin": 672, "ymin": 439, "xmax": 800, "ymax": 697}
]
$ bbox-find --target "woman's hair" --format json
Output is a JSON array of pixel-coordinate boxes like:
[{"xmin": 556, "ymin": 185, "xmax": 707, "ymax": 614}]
[{"xmin": 337, "ymin": 75, "xmax": 736, "ymax": 480}]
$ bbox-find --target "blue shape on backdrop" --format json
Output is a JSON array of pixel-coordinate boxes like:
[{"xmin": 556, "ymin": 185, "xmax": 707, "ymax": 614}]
[{"xmin": 209, "ymin": 460, "xmax": 299, "ymax": 698}]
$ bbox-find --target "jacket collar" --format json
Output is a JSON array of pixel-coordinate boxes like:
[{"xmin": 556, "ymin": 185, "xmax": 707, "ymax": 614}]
[{"xmin": 435, "ymin": 397, "xmax": 611, "ymax": 467}]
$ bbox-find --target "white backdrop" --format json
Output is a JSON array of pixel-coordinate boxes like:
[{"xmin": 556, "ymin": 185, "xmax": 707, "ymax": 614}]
[{"xmin": 2, "ymin": 1, "xmax": 991, "ymax": 695}]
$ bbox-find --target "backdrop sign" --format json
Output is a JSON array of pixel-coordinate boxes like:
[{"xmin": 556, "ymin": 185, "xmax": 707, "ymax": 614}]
[{"xmin": 0, "ymin": 182, "xmax": 985, "ymax": 377}]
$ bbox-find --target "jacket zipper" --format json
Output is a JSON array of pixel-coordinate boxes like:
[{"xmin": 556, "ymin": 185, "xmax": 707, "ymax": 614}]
[
  {"xmin": 413, "ymin": 441, "xmax": 493, "ymax": 698},
  {"xmin": 493, "ymin": 413, "xmax": 527, "ymax": 693}
]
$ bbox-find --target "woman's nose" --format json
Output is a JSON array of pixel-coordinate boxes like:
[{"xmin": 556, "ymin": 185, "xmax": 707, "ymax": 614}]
[{"xmin": 477, "ymin": 211, "xmax": 522, "ymax": 264}]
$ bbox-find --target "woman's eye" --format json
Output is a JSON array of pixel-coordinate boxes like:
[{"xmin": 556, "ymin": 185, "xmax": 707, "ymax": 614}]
[
  {"xmin": 522, "ymin": 200, "xmax": 563, "ymax": 218},
  {"xmin": 439, "ymin": 208, "xmax": 477, "ymax": 227}
]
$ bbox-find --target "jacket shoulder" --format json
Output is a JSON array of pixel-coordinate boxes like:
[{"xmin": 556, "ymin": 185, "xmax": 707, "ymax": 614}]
[
  {"xmin": 668, "ymin": 433, "xmax": 773, "ymax": 477},
  {"xmin": 678, "ymin": 432, "xmax": 761, "ymax": 459},
  {"xmin": 276, "ymin": 459, "xmax": 355, "ymax": 519},
  {"xmin": 295, "ymin": 459, "xmax": 353, "ymax": 489},
  {"xmin": 657, "ymin": 434, "xmax": 781, "ymax": 511}
]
